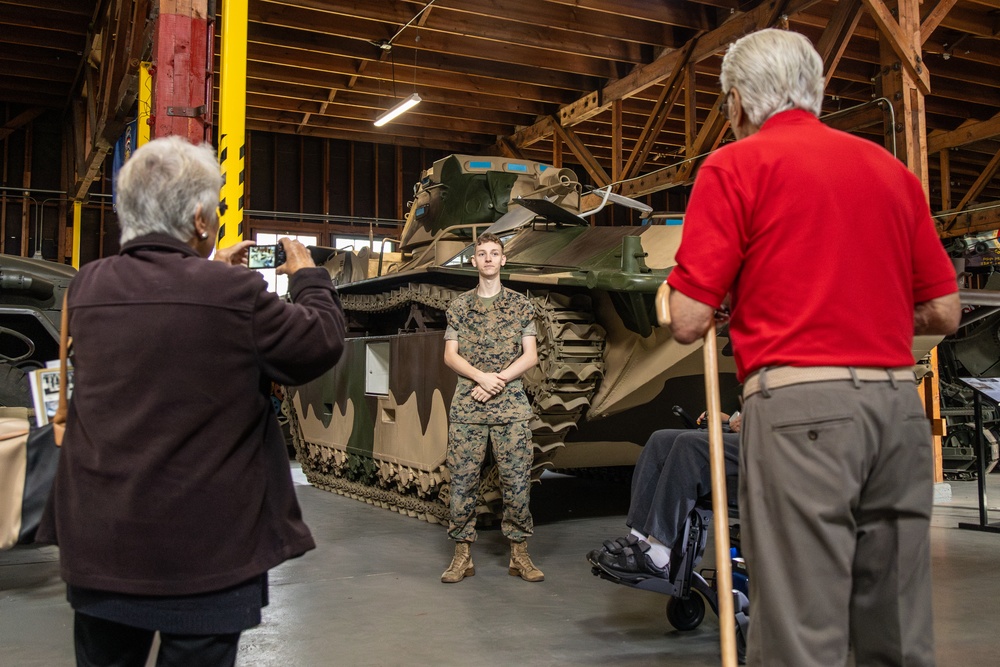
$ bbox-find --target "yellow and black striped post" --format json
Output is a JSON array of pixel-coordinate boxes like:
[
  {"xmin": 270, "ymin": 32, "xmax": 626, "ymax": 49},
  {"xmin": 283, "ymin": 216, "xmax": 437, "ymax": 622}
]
[
  {"xmin": 138, "ymin": 61, "xmax": 152, "ymax": 148},
  {"xmin": 217, "ymin": 0, "xmax": 248, "ymax": 250}
]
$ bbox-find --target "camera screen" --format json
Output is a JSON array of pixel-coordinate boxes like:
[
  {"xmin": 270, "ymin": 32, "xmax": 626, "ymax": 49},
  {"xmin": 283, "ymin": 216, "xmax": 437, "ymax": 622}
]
[{"xmin": 248, "ymin": 245, "xmax": 278, "ymax": 269}]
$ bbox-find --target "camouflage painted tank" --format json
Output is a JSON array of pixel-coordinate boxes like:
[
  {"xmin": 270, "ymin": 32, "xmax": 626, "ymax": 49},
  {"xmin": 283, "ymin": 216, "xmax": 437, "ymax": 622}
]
[{"xmin": 285, "ymin": 154, "xmax": 742, "ymax": 524}]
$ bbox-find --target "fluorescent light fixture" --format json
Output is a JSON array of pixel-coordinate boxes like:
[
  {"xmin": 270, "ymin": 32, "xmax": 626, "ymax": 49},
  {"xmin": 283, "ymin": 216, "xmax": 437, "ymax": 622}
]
[{"xmin": 373, "ymin": 93, "xmax": 422, "ymax": 127}]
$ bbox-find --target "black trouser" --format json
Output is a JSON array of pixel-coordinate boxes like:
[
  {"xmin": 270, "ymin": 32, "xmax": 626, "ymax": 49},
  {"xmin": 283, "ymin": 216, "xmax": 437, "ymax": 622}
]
[
  {"xmin": 627, "ymin": 428, "xmax": 740, "ymax": 557},
  {"xmin": 74, "ymin": 613, "xmax": 241, "ymax": 667}
]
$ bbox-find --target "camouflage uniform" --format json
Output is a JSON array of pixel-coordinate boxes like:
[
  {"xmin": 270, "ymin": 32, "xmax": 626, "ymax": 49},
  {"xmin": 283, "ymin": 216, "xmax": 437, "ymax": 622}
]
[{"xmin": 444, "ymin": 287, "xmax": 536, "ymax": 543}]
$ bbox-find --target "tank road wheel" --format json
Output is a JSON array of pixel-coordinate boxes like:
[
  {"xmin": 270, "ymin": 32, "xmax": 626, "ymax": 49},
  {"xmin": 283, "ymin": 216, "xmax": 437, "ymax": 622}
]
[
  {"xmin": 666, "ymin": 593, "xmax": 706, "ymax": 631},
  {"xmin": 0, "ymin": 363, "xmax": 31, "ymax": 408}
]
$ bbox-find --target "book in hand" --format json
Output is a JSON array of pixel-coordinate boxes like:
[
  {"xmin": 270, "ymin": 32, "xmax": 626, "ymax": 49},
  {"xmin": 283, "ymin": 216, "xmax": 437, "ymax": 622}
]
[{"xmin": 28, "ymin": 364, "xmax": 73, "ymax": 427}]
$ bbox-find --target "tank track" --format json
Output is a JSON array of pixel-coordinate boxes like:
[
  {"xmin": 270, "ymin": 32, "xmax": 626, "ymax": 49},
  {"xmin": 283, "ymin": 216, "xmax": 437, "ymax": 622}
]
[{"xmin": 290, "ymin": 282, "xmax": 606, "ymax": 524}]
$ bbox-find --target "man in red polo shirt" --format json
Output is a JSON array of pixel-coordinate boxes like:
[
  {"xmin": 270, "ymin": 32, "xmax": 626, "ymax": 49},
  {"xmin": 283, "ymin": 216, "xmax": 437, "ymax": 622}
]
[{"xmin": 667, "ymin": 29, "xmax": 959, "ymax": 666}]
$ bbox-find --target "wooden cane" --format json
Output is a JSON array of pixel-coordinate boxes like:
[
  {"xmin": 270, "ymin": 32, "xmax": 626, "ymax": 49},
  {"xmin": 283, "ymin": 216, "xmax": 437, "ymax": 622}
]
[{"xmin": 656, "ymin": 282, "xmax": 738, "ymax": 667}]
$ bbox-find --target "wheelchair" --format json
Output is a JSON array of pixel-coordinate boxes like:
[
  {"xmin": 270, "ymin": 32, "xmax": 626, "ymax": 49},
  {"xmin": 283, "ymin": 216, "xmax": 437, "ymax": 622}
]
[{"xmin": 589, "ymin": 407, "xmax": 750, "ymax": 663}]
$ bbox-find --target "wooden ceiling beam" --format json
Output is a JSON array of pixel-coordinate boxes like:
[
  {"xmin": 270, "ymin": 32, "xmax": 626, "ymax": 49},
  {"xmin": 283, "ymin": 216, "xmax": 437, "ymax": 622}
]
[
  {"xmin": 248, "ymin": 42, "xmax": 581, "ymax": 106},
  {"xmin": 251, "ymin": 3, "xmax": 643, "ymax": 77},
  {"xmin": 815, "ymin": 0, "xmax": 863, "ymax": 86},
  {"xmin": 516, "ymin": 0, "xmax": 823, "ymax": 145},
  {"xmin": 4, "ymin": 0, "xmax": 94, "ymax": 13},
  {"xmin": 245, "ymin": 119, "xmax": 484, "ymax": 154},
  {"xmin": 399, "ymin": 0, "xmax": 695, "ymax": 43},
  {"xmin": 0, "ymin": 60, "xmax": 76, "ymax": 83},
  {"xmin": 0, "ymin": 25, "xmax": 87, "ymax": 53},
  {"xmin": 245, "ymin": 23, "xmax": 600, "ymax": 93},
  {"xmin": 247, "ymin": 91, "xmax": 513, "ymax": 137},
  {"xmin": 0, "ymin": 2, "xmax": 93, "ymax": 34},
  {"xmin": 825, "ymin": 36, "xmax": 1000, "ymax": 92},
  {"xmin": 938, "ymin": 203, "xmax": 1000, "ymax": 239},
  {"xmin": 824, "ymin": 75, "xmax": 999, "ymax": 124},
  {"xmin": 0, "ymin": 43, "xmax": 81, "ymax": 71},
  {"xmin": 247, "ymin": 62, "xmax": 553, "ymax": 117},
  {"xmin": 797, "ymin": 1, "xmax": 999, "ymax": 42},
  {"xmin": 0, "ymin": 90, "xmax": 64, "ymax": 108},
  {"xmin": 829, "ymin": 57, "xmax": 1000, "ymax": 107},
  {"xmin": 249, "ymin": 107, "xmax": 498, "ymax": 146},
  {"xmin": 550, "ymin": 118, "xmax": 612, "ymax": 186},
  {"xmin": 623, "ymin": 41, "xmax": 695, "ymax": 180},
  {"xmin": 929, "ymin": 113, "xmax": 1000, "ymax": 153},
  {"xmin": 932, "ymin": 4, "xmax": 1000, "ymax": 39},
  {"xmin": 537, "ymin": 0, "xmax": 711, "ymax": 29},
  {"xmin": 920, "ymin": 0, "xmax": 960, "ymax": 43},
  {"xmin": 0, "ymin": 76, "xmax": 66, "ymax": 97},
  {"xmin": 615, "ymin": 90, "xmax": 729, "ymax": 197},
  {"xmin": 942, "ymin": 147, "xmax": 1000, "ymax": 227},
  {"xmin": 242, "ymin": 78, "xmax": 535, "ymax": 127},
  {"xmin": 0, "ymin": 107, "xmax": 45, "ymax": 141},
  {"xmin": 497, "ymin": 136, "xmax": 524, "ymax": 160},
  {"xmin": 861, "ymin": 0, "xmax": 930, "ymax": 94}
]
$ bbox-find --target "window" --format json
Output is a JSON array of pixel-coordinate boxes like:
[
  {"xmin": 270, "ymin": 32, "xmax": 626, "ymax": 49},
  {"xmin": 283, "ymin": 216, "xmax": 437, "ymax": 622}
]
[{"xmin": 334, "ymin": 237, "xmax": 394, "ymax": 255}]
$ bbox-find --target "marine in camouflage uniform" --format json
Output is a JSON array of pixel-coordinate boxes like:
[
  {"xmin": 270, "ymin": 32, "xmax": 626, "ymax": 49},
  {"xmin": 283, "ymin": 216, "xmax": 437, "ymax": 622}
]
[{"xmin": 440, "ymin": 233, "xmax": 544, "ymax": 583}]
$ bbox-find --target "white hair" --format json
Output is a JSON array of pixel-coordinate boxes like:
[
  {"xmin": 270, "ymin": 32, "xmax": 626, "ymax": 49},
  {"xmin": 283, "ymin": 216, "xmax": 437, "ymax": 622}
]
[
  {"xmin": 720, "ymin": 29, "xmax": 824, "ymax": 128},
  {"xmin": 115, "ymin": 136, "xmax": 223, "ymax": 244}
]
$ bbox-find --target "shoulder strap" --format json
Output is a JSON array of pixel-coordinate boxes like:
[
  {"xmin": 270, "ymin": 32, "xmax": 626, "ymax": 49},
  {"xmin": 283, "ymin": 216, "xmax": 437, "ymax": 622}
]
[{"xmin": 52, "ymin": 292, "xmax": 69, "ymax": 428}]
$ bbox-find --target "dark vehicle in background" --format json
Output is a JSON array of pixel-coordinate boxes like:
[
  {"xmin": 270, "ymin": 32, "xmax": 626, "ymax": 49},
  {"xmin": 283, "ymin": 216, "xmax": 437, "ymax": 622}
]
[{"xmin": 0, "ymin": 255, "xmax": 74, "ymax": 409}]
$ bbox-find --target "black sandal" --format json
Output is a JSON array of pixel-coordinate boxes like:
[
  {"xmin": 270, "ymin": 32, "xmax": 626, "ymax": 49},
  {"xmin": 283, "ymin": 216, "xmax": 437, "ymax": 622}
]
[
  {"xmin": 602, "ymin": 535, "xmax": 639, "ymax": 555},
  {"xmin": 587, "ymin": 535, "xmax": 640, "ymax": 566},
  {"xmin": 596, "ymin": 540, "xmax": 668, "ymax": 582}
]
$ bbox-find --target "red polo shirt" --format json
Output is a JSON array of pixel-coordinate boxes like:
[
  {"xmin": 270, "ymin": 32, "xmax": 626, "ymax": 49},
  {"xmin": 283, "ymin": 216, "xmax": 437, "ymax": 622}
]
[{"xmin": 668, "ymin": 110, "xmax": 957, "ymax": 380}]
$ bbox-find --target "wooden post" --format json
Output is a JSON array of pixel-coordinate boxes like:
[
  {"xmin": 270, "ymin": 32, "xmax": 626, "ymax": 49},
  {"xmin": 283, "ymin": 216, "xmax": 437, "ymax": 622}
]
[
  {"xmin": 871, "ymin": 0, "xmax": 944, "ymax": 469},
  {"xmin": 939, "ymin": 150, "xmax": 951, "ymax": 211},
  {"xmin": 20, "ymin": 125, "xmax": 32, "ymax": 257}
]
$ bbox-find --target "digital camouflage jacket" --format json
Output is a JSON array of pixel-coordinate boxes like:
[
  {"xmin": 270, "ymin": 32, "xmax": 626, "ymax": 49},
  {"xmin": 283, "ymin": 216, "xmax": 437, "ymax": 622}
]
[{"xmin": 445, "ymin": 287, "xmax": 536, "ymax": 424}]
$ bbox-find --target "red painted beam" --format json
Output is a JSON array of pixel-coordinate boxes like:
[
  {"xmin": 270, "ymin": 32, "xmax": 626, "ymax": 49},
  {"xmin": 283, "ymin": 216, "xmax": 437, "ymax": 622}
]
[{"xmin": 151, "ymin": 3, "xmax": 211, "ymax": 143}]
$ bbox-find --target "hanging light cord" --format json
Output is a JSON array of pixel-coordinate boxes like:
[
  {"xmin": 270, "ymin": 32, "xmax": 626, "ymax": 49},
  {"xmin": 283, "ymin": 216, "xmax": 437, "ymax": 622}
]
[{"xmin": 385, "ymin": 0, "xmax": 437, "ymax": 48}]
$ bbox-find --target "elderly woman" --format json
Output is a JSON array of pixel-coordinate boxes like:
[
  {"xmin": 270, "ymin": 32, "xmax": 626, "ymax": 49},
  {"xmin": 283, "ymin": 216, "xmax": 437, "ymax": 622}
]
[{"xmin": 38, "ymin": 136, "xmax": 346, "ymax": 667}]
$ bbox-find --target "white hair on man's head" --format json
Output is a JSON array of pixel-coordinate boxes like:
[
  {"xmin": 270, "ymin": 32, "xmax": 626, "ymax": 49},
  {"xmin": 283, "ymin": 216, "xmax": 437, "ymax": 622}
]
[
  {"xmin": 720, "ymin": 29, "xmax": 824, "ymax": 128},
  {"xmin": 115, "ymin": 136, "xmax": 223, "ymax": 244}
]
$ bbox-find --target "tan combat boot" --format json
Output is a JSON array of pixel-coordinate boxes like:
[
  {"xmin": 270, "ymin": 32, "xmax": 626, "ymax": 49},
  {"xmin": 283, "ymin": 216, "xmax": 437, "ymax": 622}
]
[
  {"xmin": 441, "ymin": 542, "xmax": 475, "ymax": 583},
  {"xmin": 509, "ymin": 540, "xmax": 544, "ymax": 582}
]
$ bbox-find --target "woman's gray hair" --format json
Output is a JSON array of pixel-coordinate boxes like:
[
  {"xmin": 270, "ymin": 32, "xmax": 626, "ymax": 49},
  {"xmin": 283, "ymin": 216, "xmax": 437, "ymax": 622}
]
[
  {"xmin": 720, "ymin": 29, "xmax": 824, "ymax": 129},
  {"xmin": 115, "ymin": 136, "xmax": 223, "ymax": 244}
]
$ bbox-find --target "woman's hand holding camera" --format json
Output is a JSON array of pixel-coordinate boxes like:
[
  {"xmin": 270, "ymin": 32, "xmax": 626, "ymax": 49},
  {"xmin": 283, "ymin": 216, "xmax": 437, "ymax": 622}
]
[
  {"xmin": 214, "ymin": 240, "xmax": 255, "ymax": 266},
  {"xmin": 276, "ymin": 238, "xmax": 316, "ymax": 276}
]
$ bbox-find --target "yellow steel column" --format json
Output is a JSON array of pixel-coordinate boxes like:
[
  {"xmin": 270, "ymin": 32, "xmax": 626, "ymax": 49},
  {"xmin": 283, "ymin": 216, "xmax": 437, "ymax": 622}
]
[
  {"xmin": 138, "ymin": 62, "xmax": 152, "ymax": 148},
  {"xmin": 71, "ymin": 200, "xmax": 82, "ymax": 269},
  {"xmin": 217, "ymin": 0, "xmax": 248, "ymax": 250}
]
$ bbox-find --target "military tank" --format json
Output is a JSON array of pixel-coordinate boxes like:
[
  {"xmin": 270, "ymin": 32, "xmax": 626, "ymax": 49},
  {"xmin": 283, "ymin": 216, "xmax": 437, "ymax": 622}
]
[
  {"xmin": 0, "ymin": 255, "xmax": 75, "ymax": 409},
  {"xmin": 283, "ymin": 154, "xmax": 745, "ymax": 524}
]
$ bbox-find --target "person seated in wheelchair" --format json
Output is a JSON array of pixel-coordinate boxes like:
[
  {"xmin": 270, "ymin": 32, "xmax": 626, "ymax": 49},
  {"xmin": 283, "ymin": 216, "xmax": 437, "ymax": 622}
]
[{"xmin": 588, "ymin": 411, "xmax": 741, "ymax": 582}]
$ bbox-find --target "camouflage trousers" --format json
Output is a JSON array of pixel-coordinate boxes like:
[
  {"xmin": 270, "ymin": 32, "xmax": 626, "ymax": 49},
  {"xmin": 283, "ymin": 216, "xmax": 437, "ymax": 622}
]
[{"xmin": 446, "ymin": 421, "xmax": 534, "ymax": 543}]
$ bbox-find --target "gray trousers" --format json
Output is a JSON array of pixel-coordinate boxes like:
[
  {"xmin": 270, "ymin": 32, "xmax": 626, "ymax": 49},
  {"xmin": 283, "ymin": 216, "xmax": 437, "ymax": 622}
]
[
  {"xmin": 740, "ymin": 377, "xmax": 935, "ymax": 667},
  {"xmin": 627, "ymin": 429, "xmax": 740, "ymax": 557}
]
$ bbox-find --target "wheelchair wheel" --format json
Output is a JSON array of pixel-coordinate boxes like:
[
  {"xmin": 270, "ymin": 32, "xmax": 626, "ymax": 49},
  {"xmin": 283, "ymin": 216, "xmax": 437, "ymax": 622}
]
[{"xmin": 666, "ymin": 593, "xmax": 705, "ymax": 631}]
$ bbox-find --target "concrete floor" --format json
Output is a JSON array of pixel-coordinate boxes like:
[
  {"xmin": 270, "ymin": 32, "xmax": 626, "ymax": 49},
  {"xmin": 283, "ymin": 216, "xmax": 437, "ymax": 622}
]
[{"xmin": 2, "ymin": 466, "xmax": 1000, "ymax": 666}]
